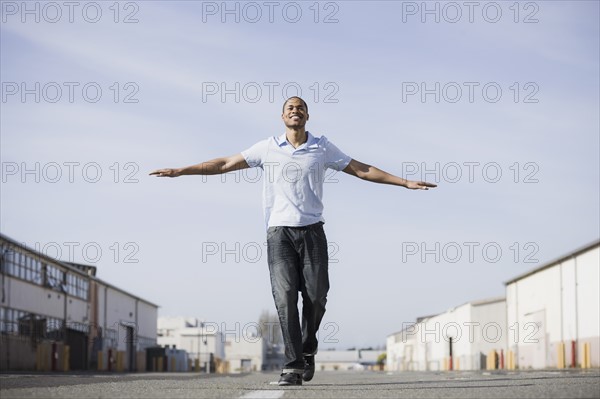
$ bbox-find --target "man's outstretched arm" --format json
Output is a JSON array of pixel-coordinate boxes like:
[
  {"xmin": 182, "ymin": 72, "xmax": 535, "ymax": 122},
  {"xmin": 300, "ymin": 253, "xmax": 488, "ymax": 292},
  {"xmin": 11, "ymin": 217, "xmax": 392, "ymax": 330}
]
[
  {"xmin": 150, "ymin": 153, "xmax": 249, "ymax": 178},
  {"xmin": 342, "ymin": 159, "xmax": 437, "ymax": 190}
]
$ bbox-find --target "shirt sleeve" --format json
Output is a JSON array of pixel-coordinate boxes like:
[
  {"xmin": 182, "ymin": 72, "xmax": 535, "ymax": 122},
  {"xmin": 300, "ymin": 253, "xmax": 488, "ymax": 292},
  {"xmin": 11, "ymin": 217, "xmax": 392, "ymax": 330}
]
[
  {"xmin": 241, "ymin": 138, "xmax": 269, "ymax": 168},
  {"xmin": 323, "ymin": 137, "xmax": 352, "ymax": 171}
]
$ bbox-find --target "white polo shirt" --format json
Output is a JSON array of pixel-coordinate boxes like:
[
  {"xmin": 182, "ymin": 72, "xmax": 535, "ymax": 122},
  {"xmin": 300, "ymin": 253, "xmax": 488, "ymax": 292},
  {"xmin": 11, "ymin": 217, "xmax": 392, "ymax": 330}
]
[{"xmin": 242, "ymin": 131, "xmax": 352, "ymax": 229}]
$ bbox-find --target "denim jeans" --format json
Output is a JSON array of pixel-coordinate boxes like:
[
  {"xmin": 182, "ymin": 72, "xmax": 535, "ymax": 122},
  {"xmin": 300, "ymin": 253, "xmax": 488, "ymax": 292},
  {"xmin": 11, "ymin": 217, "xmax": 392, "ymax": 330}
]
[{"xmin": 267, "ymin": 222, "xmax": 329, "ymax": 373}]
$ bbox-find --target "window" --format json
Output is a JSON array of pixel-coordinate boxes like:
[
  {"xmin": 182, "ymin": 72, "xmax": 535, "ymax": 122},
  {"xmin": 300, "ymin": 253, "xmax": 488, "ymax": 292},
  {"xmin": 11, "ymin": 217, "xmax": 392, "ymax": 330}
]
[
  {"xmin": 46, "ymin": 265, "xmax": 65, "ymax": 290},
  {"xmin": 65, "ymin": 272, "xmax": 89, "ymax": 300},
  {"xmin": 0, "ymin": 248, "xmax": 43, "ymax": 285}
]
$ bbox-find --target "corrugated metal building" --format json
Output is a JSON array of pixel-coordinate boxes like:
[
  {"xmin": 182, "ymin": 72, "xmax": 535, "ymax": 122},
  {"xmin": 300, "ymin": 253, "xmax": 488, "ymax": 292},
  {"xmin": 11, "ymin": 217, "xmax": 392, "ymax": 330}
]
[
  {"xmin": 0, "ymin": 233, "xmax": 158, "ymax": 371},
  {"xmin": 505, "ymin": 239, "xmax": 599, "ymax": 369}
]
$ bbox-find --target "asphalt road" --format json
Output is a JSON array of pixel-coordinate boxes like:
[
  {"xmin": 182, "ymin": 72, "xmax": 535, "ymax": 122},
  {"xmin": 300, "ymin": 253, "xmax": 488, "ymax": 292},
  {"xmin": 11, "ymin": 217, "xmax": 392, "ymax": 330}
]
[{"xmin": 1, "ymin": 369, "xmax": 599, "ymax": 398}]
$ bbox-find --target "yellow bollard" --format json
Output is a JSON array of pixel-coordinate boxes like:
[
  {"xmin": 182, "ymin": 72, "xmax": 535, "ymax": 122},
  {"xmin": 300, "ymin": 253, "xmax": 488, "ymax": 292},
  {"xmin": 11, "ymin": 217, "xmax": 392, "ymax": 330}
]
[
  {"xmin": 116, "ymin": 351, "xmax": 123, "ymax": 372},
  {"xmin": 170, "ymin": 357, "xmax": 176, "ymax": 372},
  {"xmin": 582, "ymin": 343, "xmax": 591, "ymax": 369},
  {"xmin": 157, "ymin": 357, "xmax": 163, "ymax": 372},
  {"xmin": 37, "ymin": 343, "xmax": 47, "ymax": 372},
  {"xmin": 557, "ymin": 342, "xmax": 565, "ymax": 369},
  {"xmin": 63, "ymin": 345, "xmax": 70, "ymax": 372},
  {"xmin": 487, "ymin": 350, "xmax": 499, "ymax": 370},
  {"xmin": 195, "ymin": 358, "xmax": 200, "ymax": 372}
]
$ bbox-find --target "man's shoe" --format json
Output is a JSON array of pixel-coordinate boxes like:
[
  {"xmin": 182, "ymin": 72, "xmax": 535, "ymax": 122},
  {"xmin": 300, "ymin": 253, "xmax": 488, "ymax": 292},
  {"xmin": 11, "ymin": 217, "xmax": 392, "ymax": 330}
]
[
  {"xmin": 278, "ymin": 373, "xmax": 302, "ymax": 386},
  {"xmin": 303, "ymin": 356, "xmax": 315, "ymax": 382}
]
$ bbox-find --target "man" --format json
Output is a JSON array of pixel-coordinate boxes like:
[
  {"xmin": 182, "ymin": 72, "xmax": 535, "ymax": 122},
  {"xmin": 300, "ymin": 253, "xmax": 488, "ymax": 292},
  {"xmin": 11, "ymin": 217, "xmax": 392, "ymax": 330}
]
[{"xmin": 150, "ymin": 97, "xmax": 436, "ymax": 385}]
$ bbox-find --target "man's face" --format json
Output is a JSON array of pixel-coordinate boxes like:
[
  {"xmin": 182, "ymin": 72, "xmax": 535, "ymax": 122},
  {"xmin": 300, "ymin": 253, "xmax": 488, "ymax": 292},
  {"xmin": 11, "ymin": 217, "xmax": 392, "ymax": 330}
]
[{"xmin": 281, "ymin": 98, "xmax": 309, "ymax": 128}]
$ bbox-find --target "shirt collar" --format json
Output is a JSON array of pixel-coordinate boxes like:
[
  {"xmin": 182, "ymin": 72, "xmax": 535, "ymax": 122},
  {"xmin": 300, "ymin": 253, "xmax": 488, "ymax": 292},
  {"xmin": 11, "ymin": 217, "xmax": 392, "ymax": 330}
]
[{"xmin": 277, "ymin": 131, "xmax": 316, "ymax": 149}]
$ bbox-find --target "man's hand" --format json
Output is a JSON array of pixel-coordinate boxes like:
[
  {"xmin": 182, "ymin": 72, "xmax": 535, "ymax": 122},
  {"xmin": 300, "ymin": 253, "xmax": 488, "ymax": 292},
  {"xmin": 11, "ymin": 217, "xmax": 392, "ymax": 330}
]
[
  {"xmin": 149, "ymin": 168, "xmax": 181, "ymax": 178},
  {"xmin": 405, "ymin": 180, "xmax": 437, "ymax": 190}
]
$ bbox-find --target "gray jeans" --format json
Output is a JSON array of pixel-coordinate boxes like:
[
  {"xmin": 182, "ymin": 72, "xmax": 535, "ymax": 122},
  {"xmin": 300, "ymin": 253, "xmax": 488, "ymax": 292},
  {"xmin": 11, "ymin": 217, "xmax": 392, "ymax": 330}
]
[{"xmin": 267, "ymin": 222, "xmax": 329, "ymax": 373}]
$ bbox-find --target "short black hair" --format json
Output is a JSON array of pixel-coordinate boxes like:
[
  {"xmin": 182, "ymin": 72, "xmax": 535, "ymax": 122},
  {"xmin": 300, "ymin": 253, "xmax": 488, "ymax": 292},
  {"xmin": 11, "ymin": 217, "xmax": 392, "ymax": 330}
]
[{"xmin": 282, "ymin": 96, "xmax": 308, "ymax": 113}]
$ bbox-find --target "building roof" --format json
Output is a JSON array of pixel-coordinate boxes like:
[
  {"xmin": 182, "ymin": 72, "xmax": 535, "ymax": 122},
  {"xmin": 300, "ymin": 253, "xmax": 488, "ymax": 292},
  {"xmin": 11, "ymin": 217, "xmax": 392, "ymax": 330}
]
[
  {"xmin": 466, "ymin": 296, "xmax": 505, "ymax": 307},
  {"xmin": 504, "ymin": 238, "xmax": 600, "ymax": 285},
  {"xmin": 0, "ymin": 232, "xmax": 159, "ymax": 308}
]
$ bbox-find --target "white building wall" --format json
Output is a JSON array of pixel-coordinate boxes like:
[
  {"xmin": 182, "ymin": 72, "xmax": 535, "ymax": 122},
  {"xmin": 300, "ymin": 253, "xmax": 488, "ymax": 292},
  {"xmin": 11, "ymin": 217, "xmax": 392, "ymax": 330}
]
[
  {"xmin": 421, "ymin": 313, "xmax": 449, "ymax": 370},
  {"xmin": 6, "ymin": 278, "xmax": 64, "ymax": 320},
  {"xmin": 444, "ymin": 304, "xmax": 473, "ymax": 370},
  {"xmin": 225, "ymin": 337, "xmax": 264, "ymax": 372},
  {"xmin": 446, "ymin": 304, "xmax": 470, "ymax": 370},
  {"xmin": 103, "ymin": 287, "xmax": 139, "ymax": 353},
  {"xmin": 388, "ymin": 299, "xmax": 506, "ymax": 372},
  {"xmin": 508, "ymin": 267, "xmax": 560, "ymax": 368},
  {"xmin": 136, "ymin": 301, "xmax": 157, "ymax": 341},
  {"xmin": 386, "ymin": 334, "xmax": 400, "ymax": 371},
  {"xmin": 5, "ymin": 277, "xmax": 90, "ymax": 325},
  {"xmin": 506, "ymin": 243, "xmax": 599, "ymax": 369},
  {"xmin": 506, "ymin": 282, "xmax": 518, "ymax": 358},
  {"xmin": 67, "ymin": 297, "xmax": 89, "ymax": 325},
  {"xmin": 470, "ymin": 300, "xmax": 507, "ymax": 369},
  {"xmin": 560, "ymin": 257, "xmax": 577, "ymax": 342},
  {"xmin": 576, "ymin": 248, "xmax": 600, "ymax": 342}
]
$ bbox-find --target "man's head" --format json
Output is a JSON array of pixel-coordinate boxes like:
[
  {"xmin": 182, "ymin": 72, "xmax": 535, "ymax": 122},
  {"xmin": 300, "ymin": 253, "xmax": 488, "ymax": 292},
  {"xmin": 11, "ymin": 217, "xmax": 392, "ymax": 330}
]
[{"xmin": 281, "ymin": 96, "xmax": 309, "ymax": 129}]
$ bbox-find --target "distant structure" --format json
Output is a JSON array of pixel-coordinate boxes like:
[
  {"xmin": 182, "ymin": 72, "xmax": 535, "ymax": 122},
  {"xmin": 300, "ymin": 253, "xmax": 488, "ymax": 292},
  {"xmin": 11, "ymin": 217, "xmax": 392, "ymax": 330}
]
[
  {"xmin": 156, "ymin": 316, "xmax": 285, "ymax": 373},
  {"xmin": 0, "ymin": 232, "xmax": 158, "ymax": 372},
  {"xmin": 315, "ymin": 349, "xmax": 384, "ymax": 371},
  {"xmin": 157, "ymin": 317, "xmax": 225, "ymax": 373},
  {"xmin": 387, "ymin": 239, "xmax": 599, "ymax": 371}
]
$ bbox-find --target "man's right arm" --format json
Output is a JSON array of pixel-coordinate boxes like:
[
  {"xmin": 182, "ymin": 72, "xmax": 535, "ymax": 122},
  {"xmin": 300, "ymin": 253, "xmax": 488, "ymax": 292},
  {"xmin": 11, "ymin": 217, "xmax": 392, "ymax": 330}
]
[{"xmin": 149, "ymin": 153, "xmax": 249, "ymax": 178}]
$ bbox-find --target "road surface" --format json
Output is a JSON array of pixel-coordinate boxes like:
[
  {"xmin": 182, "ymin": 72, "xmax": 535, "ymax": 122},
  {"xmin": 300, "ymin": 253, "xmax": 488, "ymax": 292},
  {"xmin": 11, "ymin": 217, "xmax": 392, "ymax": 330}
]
[{"xmin": 1, "ymin": 369, "xmax": 598, "ymax": 398}]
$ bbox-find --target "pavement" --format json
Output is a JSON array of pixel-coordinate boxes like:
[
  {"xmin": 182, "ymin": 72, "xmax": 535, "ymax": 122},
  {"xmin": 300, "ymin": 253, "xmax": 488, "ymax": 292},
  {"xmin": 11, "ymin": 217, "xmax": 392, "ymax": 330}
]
[{"xmin": 1, "ymin": 369, "xmax": 599, "ymax": 398}]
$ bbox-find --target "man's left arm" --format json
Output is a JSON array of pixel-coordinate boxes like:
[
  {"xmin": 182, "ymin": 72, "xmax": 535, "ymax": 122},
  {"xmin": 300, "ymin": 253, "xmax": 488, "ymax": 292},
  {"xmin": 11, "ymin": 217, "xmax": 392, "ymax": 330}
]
[{"xmin": 342, "ymin": 159, "xmax": 437, "ymax": 190}]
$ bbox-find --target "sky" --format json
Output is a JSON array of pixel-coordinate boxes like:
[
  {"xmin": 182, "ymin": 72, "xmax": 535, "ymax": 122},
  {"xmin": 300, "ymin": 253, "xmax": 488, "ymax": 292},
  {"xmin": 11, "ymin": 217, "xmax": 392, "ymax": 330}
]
[{"xmin": 1, "ymin": 0, "xmax": 599, "ymax": 350}]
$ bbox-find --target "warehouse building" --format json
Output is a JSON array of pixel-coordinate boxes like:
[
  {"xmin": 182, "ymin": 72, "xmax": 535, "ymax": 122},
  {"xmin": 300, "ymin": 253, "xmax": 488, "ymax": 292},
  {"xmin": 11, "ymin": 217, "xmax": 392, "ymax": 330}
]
[
  {"xmin": 505, "ymin": 239, "xmax": 599, "ymax": 369},
  {"xmin": 387, "ymin": 297, "xmax": 506, "ymax": 371},
  {"xmin": 0, "ymin": 233, "xmax": 158, "ymax": 371},
  {"xmin": 387, "ymin": 239, "xmax": 599, "ymax": 371}
]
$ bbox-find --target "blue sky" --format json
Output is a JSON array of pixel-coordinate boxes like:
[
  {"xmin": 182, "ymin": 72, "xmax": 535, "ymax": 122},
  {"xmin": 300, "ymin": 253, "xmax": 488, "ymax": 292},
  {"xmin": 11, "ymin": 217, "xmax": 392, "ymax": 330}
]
[{"xmin": 2, "ymin": 1, "xmax": 599, "ymax": 349}]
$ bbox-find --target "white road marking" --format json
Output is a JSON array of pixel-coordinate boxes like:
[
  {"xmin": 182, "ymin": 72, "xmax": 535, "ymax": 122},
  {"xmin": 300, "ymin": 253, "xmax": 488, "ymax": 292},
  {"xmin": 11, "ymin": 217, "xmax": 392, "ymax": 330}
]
[{"xmin": 240, "ymin": 390, "xmax": 285, "ymax": 399}]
